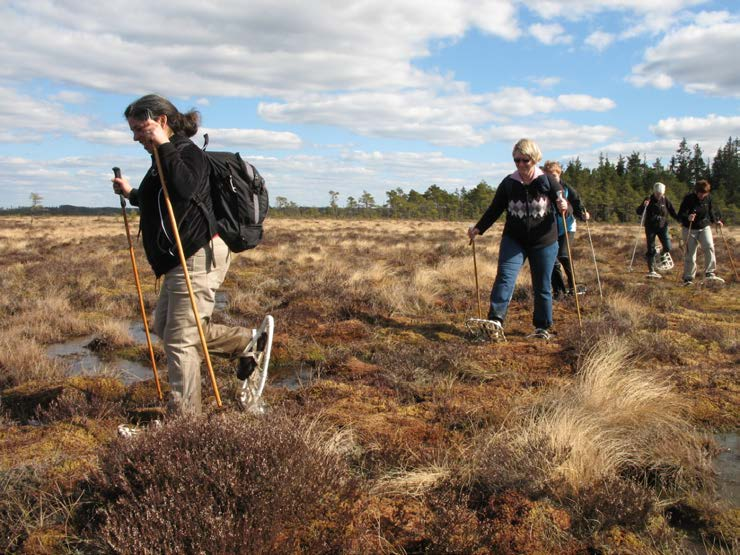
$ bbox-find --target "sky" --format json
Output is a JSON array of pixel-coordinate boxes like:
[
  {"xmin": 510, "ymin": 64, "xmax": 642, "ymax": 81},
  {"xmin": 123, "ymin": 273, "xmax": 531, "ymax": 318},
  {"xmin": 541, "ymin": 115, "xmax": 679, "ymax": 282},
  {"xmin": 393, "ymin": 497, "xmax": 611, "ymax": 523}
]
[{"xmin": 1, "ymin": 0, "xmax": 739, "ymax": 209}]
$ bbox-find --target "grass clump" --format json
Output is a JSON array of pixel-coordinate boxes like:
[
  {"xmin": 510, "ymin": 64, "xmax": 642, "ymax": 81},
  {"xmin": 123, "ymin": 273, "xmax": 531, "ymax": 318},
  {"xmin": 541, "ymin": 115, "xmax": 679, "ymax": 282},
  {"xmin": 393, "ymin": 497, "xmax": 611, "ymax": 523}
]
[
  {"xmin": 77, "ymin": 411, "xmax": 367, "ymax": 554},
  {"xmin": 467, "ymin": 337, "xmax": 713, "ymax": 535}
]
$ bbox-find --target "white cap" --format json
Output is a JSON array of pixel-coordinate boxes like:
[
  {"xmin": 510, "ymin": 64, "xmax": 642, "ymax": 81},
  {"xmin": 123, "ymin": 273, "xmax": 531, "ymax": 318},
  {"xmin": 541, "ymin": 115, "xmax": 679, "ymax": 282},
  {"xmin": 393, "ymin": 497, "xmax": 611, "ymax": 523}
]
[{"xmin": 654, "ymin": 182, "xmax": 666, "ymax": 195}]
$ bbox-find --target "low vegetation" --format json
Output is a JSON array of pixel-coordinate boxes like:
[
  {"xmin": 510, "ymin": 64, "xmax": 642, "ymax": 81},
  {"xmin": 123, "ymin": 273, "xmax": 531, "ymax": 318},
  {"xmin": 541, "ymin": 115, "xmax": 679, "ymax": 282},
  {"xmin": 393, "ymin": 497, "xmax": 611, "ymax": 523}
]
[{"xmin": 0, "ymin": 214, "xmax": 737, "ymax": 553}]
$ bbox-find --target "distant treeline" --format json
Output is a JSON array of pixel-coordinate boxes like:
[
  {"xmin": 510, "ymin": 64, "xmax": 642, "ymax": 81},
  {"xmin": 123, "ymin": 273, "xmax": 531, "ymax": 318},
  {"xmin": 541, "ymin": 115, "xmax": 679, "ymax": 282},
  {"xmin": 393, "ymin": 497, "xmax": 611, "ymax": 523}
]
[
  {"xmin": 272, "ymin": 137, "xmax": 740, "ymax": 224},
  {"xmin": 4, "ymin": 137, "xmax": 737, "ymax": 224},
  {"xmin": 0, "ymin": 205, "xmax": 123, "ymax": 216}
]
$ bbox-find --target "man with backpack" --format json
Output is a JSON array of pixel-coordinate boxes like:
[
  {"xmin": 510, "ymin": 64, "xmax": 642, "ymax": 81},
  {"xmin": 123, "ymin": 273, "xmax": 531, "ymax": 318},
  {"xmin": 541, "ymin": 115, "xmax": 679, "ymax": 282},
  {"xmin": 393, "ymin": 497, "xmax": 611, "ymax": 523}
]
[
  {"xmin": 636, "ymin": 182, "xmax": 679, "ymax": 279},
  {"xmin": 112, "ymin": 94, "xmax": 272, "ymax": 415}
]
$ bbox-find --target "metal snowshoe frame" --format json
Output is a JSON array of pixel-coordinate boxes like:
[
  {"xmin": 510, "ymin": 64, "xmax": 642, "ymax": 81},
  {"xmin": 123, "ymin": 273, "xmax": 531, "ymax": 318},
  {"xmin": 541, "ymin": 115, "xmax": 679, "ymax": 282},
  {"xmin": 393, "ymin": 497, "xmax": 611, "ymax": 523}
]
[
  {"xmin": 237, "ymin": 315, "xmax": 274, "ymax": 412},
  {"xmin": 655, "ymin": 250, "xmax": 674, "ymax": 272},
  {"xmin": 465, "ymin": 238, "xmax": 506, "ymax": 342}
]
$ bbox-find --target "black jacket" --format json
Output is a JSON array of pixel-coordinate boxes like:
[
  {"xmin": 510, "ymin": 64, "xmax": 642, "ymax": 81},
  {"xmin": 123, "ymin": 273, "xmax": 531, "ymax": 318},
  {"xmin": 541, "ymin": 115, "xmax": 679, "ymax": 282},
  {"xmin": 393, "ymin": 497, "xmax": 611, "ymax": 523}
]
[
  {"xmin": 475, "ymin": 173, "xmax": 564, "ymax": 249},
  {"xmin": 129, "ymin": 135, "xmax": 216, "ymax": 277},
  {"xmin": 636, "ymin": 194, "xmax": 678, "ymax": 230},
  {"xmin": 677, "ymin": 192, "xmax": 721, "ymax": 230}
]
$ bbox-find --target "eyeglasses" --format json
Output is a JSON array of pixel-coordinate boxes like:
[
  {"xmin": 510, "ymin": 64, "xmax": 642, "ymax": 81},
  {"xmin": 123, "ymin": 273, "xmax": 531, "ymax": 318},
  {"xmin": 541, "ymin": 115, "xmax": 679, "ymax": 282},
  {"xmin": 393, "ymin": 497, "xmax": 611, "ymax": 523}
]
[{"xmin": 513, "ymin": 157, "xmax": 531, "ymax": 165}]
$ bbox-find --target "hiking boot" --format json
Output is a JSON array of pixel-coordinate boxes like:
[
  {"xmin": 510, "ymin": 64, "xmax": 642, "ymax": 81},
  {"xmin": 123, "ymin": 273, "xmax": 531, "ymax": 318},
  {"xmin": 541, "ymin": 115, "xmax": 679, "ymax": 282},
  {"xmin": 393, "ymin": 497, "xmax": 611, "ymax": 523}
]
[
  {"xmin": 575, "ymin": 284, "xmax": 587, "ymax": 295},
  {"xmin": 705, "ymin": 274, "xmax": 725, "ymax": 283},
  {"xmin": 236, "ymin": 315, "xmax": 274, "ymax": 413},
  {"xmin": 527, "ymin": 328, "xmax": 551, "ymax": 340},
  {"xmin": 682, "ymin": 279, "xmax": 694, "ymax": 287},
  {"xmin": 646, "ymin": 271, "xmax": 662, "ymax": 279}
]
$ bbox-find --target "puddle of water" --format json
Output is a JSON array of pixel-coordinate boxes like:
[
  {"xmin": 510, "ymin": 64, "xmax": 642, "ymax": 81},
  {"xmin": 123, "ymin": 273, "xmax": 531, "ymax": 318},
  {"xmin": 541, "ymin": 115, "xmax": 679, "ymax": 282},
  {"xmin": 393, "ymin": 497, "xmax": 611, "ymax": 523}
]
[
  {"xmin": 47, "ymin": 322, "xmax": 156, "ymax": 385},
  {"xmin": 271, "ymin": 365, "xmax": 316, "ymax": 390},
  {"xmin": 714, "ymin": 432, "xmax": 739, "ymax": 506}
]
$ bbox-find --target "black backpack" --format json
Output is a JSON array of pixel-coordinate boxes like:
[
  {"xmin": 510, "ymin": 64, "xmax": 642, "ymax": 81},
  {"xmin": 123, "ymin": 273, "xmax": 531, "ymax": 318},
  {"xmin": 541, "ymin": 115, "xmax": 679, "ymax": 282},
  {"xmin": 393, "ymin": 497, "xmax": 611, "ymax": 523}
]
[{"xmin": 201, "ymin": 134, "xmax": 269, "ymax": 252}]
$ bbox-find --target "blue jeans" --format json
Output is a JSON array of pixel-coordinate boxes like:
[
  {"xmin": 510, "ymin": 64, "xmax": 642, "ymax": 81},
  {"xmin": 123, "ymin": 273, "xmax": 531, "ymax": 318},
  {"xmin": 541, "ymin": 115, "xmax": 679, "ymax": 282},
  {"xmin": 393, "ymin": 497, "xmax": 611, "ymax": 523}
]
[{"xmin": 488, "ymin": 234, "xmax": 559, "ymax": 330}]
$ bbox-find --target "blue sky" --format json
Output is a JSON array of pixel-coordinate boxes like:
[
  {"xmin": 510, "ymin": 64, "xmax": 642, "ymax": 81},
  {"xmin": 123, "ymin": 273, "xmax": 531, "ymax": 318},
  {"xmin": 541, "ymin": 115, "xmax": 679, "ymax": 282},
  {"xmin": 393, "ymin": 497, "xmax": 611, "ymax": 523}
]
[{"xmin": 1, "ymin": 0, "xmax": 738, "ymax": 208}]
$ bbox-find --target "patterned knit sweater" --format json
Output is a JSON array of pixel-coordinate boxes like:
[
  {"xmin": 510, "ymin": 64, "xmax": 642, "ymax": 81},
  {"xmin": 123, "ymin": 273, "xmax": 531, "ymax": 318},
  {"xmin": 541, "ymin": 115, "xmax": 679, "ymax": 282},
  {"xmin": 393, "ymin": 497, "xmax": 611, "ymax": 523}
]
[{"xmin": 474, "ymin": 172, "xmax": 564, "ymax": 249}]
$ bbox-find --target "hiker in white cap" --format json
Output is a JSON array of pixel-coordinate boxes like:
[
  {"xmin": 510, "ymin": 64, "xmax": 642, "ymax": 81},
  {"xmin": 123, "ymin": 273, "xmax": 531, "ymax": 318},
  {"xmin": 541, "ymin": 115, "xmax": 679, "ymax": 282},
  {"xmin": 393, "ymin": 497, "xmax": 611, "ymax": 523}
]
[{"xmin": 636, "ymin": 182, "xmax": 679, "ymax": 279}]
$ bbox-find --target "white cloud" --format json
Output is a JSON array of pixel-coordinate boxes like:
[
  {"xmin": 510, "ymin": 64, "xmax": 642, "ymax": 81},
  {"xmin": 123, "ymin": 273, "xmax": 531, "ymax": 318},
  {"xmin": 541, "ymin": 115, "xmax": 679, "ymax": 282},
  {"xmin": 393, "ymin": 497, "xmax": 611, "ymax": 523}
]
[
  {"xmin": 585, "ymin": 30, "xmax": 615, "ymax": 51},
  {"xmin": 259, "ymin": 91, "xmax": 492, "ymax": 147},
  {"xmin": 199, "ymin": 128, "xmax": 303, "ymax": 150},
  {"xmin": 488, "ymin": 120, "xmax": 620, "ymax": 151},
  {"xmin": 530, "ymin": 23, "xmax": 572, "ymax": 45},
  {"xmin": 532, "ymin": 76, "xmax": 562, "ymax": 88},
  {"xmin": 259, "ymin": 88, "xmax": 616, "ymax": 147},
  {"xmin": 0, "ymin": 87, "xmax": 89, "ymax": 142},
  {"xmin": 487, "ymin": 88, "xmax": 615, "ymax": 116},
  {"xmin": 49, "ymin": 90, "xmax": 88, "ymax": 104},
  {"xmin": 650, "ymin": 114, "xmax": 740, "ymax": 143},
  {"xmin": 629, "ymin": 13, "xmax": 740, "ymax": 97},
  {"xmin": 0, "ymin": 1, "xmax": 522, "ymax": 98}
]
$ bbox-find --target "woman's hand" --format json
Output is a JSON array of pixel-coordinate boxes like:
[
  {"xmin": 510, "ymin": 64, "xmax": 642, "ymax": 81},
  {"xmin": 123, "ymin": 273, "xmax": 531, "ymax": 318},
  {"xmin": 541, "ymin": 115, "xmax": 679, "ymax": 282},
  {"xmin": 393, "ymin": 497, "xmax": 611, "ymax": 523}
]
[
  {"xmin": 112, "ymin": 175, "xmax": 132, "ymax": 198},
  {"xmin": 467, "ymin": 226, "xmax": 480, "ymax": 243}
]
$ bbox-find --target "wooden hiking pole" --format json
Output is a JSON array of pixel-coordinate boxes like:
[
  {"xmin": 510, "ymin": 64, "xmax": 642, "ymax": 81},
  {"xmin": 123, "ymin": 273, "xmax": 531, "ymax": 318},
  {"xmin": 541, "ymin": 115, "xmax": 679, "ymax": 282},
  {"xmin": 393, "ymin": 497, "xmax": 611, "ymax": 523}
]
[
  {"xmin": 558, "ymin": 193, "xmax": 582, "ymax": 330},
  {"xmin": 114, "ymin": 167, "xmax": 163, "ymax": 400},
  {"xmin": 151, "ymin": 148, "xmax": 222, "ymax": 407},
  {"xmin": 583, "ymin": 214, "xmax": 603, "ymax": 300},
  {"xmin": 717, "ymin": 224, "xmax": 738, "ymax": 281},
  {"xmin": 471, "ymin": 238, "xmax": 482, "ymax": 319}
]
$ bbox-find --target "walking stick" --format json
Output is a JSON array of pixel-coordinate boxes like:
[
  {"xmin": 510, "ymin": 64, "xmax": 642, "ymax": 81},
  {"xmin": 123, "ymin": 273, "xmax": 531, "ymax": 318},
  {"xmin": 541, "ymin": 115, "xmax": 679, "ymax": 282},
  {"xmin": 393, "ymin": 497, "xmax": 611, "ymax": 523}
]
[
  {"xmin": 628, "ymin": 207, "xmax": 647, "ymax": 272},
  {"xmin": 583, "ymin": 214, "xmax": 603, "ymax": 300},
  {"xmin": 151, "ymin": 147, "xmax": 223, "ymax": 407},
  {"xmin": 717, "ymin": 224, "xmax": 738, "ymax": 281},
  {"xmin": 471, "ymin": 238, "xmax": 482, "ymax": 319},
  {"xmin": 113, "ymin": 167, "xmax": 163, "ymax": 401},
  {"xmin": 559, "ymin": 193, "xmax": 582, "ymax": 330},
  {"xmin": 678, "ymin": 219, "xmax": 694, "ymax": 283}
]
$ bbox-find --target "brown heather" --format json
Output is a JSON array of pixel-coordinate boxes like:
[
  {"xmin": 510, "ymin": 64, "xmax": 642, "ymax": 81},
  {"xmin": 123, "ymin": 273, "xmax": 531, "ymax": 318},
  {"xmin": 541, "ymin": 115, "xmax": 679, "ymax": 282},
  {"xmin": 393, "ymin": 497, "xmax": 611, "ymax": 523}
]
[{"xmin": 0, "ymin": 214, "xmax": 738, "ymax": 553}]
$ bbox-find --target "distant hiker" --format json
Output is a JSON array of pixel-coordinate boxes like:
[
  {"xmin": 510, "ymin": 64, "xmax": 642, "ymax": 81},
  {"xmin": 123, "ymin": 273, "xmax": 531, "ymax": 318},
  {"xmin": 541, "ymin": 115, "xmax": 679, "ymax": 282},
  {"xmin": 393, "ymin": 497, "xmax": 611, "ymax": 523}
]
[
  {"xmin": 543, "ymin": 161, "xmax": 590, "ymax": 298},
  {"xmin": 677, "ymin": 179, "xmax": 724, "ymax": 285},
  {"xmin": 636, "ymin": 182, "xmax": 679, "ymax": 279},
  {"xmin": 111, "ymin": 94, "xmax": 272, "ymax": 415},
  {"xmin": 467, "ymin": 138, "xmax": 569, "ymax": 341}
]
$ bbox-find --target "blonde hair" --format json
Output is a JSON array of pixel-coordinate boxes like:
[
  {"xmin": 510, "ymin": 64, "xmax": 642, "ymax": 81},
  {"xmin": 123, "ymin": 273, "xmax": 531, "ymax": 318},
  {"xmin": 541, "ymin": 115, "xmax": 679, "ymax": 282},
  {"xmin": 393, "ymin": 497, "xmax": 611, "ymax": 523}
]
[
  {"xmin": 543, "ymin": 160, "xmax": 562, "ymax": 173},
  {"xmin": 513, "ymin": 138, "xmax": 542, "ymax": 164}
]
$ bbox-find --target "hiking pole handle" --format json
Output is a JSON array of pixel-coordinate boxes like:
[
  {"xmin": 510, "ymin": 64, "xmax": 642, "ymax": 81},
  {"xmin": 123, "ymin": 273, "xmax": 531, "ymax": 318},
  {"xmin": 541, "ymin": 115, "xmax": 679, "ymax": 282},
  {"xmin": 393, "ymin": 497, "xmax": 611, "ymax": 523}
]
[{"xmin": 112, "ymin": 167, "xmax": 126, "ymax": 209}]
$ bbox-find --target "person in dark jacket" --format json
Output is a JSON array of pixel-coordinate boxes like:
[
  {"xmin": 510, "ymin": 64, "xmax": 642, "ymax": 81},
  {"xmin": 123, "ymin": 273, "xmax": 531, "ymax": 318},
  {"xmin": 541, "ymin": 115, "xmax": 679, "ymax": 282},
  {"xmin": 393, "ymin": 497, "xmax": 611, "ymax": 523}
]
[
  {"xmin": 544, "ymin": 161, "xmax": 589, "ymax": 298},
  {"xmin": 677, "ymin": 179, "xmax": 724, "ymax": 285},
  {"xmin": 112, "ymin": 94, "xmax": 271, "ymax": 415},
  {"xmin": 467, "ymin": 139, "xmax": 568, "ymax": 340},
  {"xmin": 636, "ymin": 182, "xmax": 679, "ymax": 279}
]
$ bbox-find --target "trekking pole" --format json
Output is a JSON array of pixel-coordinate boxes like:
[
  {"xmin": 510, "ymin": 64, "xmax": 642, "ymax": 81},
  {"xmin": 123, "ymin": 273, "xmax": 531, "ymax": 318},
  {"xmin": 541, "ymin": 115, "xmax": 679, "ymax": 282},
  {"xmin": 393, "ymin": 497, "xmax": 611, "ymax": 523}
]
[
  {"xmin": 628, "ymin": 207, "xmax": 647, "ymax": 272},
  {"xmin": 471, "ymin": 237, "xmax": 482, "ymax": 319},
  {"xmin": 678, "ymin": 219, "xmax": 694, "ymax": 283},
  {"xmin": 717, "ymin": 224, "xmax": 738, "ymax": 281},
  {"xmin": 113, "ymin": 167, "xmax": 163, "ymax": 401},
  {"xmin": 583, "ymin": 210, "xmax": 603, "ymax": 300},
  {"xmin": 151, "ymin": 147, "xmax": 223, "ymax": 407},
  {"xmin": 559, "ymin": 193, "xmax": 582, "ymax": 330}
]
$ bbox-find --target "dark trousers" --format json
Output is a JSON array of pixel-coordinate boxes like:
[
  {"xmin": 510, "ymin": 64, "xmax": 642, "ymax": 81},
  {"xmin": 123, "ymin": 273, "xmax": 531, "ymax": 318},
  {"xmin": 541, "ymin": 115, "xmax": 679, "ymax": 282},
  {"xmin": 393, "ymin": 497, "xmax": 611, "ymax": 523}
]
[
  {"xmin": 551, "ymin": 232, "xmax": 575, "ymax": 297},
  {"xmin": 645, "ymin": 226, "xmax": 671, "ymax": 271}
]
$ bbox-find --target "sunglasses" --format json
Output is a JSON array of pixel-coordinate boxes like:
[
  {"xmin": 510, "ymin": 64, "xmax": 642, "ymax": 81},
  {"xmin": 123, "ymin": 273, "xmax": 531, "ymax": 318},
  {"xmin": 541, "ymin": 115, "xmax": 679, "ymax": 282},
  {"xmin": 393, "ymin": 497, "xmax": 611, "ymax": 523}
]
[{"xmin": 513, "ymin": 157, "xmax": 531, "ymax": 165}]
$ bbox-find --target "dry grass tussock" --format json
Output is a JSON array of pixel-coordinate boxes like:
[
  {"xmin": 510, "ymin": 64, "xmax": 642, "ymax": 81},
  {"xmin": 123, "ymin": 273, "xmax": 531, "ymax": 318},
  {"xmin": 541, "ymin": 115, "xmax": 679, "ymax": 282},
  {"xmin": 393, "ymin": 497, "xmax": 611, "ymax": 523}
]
[{"xmin": 471, "ymin": 337, "xmax": 711, "ymax": 495}]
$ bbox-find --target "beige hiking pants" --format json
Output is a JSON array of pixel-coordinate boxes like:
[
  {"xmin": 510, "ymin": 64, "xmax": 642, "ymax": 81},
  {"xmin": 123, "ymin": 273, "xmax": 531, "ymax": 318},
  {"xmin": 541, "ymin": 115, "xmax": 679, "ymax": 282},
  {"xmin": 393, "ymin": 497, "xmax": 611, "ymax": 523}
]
[
  {"xmin": 153, "ymin": 236, "xmax": 251, "ymax": 415},
  {"xmin": 682, "ymin": 226, "xmax": 716, "ymax": 281}
]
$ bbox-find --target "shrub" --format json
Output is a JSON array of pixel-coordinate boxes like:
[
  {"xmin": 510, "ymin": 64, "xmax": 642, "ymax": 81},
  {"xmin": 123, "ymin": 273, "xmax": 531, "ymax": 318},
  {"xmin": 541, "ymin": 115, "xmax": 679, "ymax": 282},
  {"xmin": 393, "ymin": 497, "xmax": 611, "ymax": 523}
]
[{"xmin": 77, "ymin": 411, "xmax": 366, "ymax": 553}]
